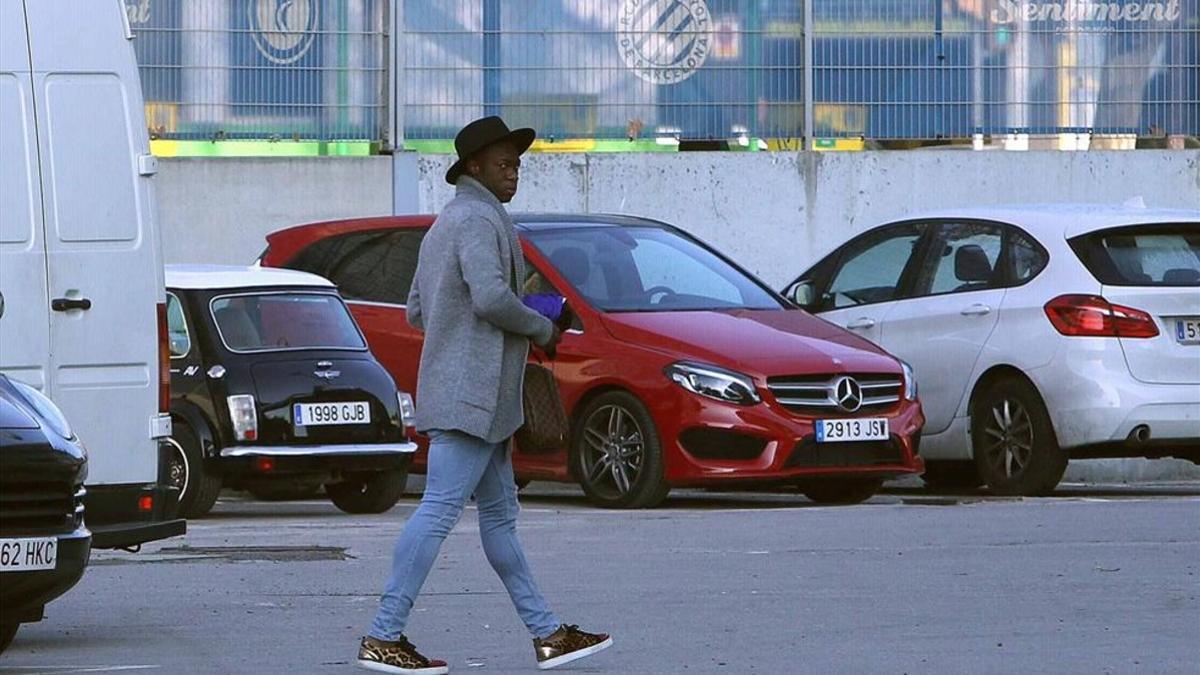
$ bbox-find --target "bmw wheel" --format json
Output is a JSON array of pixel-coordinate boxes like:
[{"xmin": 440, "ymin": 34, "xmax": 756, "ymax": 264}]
[
  {"xmin": 971, "ymin": 377, "xmax": 1066, "ymax": 496},
  {"xmin": 573, "ymin": 391, "xmax": 669, "ymax": 509}
]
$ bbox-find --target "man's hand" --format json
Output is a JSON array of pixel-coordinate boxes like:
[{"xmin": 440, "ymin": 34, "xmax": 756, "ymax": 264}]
[
  {"xmin": 540, "ymin": 325, "xmax": 563, "ymax": 360},
  {"xmin": 555, "ymin": 302, "xmax": 575, "ymax": 333}
]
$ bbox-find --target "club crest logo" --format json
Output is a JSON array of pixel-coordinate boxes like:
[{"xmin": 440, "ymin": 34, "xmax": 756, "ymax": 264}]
[
  {"xmin": 617, "ymin": 0, "xmax": 712, "ymax": 85},
  {"xmin": 249, "ymin": 0, "xmax": 319, "ymax": 65}
]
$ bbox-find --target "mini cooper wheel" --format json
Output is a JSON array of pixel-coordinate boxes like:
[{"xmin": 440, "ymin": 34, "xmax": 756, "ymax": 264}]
[
  {"xmin": 971, "ymin": 377, "xmax": 1066, "ymax": 496},
  {"xmin": 170, "ymin": 420, "xmax": 222, "ymax": 518},
  {"xmin": 573, "ymin": 391, "xmax": 669, "ymax": 509},
  {"xmin": 798, "ymin": 477, "xmax": 883, "ymax": 505},
  {"xmin": 326, "ymin": 468, "xmax": 408, "ymax": 514}
]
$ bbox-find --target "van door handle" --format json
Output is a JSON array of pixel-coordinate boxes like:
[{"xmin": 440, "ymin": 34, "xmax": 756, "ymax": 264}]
[
  {"xmin": 846, "ymin": 317, "xmax": 876, "ymax": 330},
  {"xmin": 52, "ymin": 297, "xmax": 92, "ymax": 312},
  {"xmin": 961, "ymin": 304, "xmax": 992, "ymax": 316}
]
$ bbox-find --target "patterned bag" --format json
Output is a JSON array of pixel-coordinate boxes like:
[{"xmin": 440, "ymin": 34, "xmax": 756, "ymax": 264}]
[{"xmin": 516, "ymin": 362, "xmax": 569, "ymax": 454}]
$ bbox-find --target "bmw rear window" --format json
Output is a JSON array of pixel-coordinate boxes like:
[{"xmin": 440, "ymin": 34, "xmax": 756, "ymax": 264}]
[
  {"xmin": 210, "ymin": 292, "xmax": 367, "ymax": 352},
  {"xmin": 1069, "ymin": 224, "xmax": 1200, "ymax": 287}
]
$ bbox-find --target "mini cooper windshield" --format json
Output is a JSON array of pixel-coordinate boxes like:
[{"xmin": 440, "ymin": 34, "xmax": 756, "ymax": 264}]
[
  {"xmin": 210, "ymin": 292, "xmax": 367, "ymax": 353},
  {"xmin": 525, "ymin": 225, "xmax": 783, "ymax": 312}
]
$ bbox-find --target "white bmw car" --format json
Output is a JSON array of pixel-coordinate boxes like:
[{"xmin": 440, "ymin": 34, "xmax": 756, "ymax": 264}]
[{"xmin": 785, "ymin": 204, "xmax": 1200, "ymax": 495}]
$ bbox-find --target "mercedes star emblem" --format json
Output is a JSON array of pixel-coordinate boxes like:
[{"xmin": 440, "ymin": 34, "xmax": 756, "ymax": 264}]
[{"xmin": 834, "ymin": 376, "xmax": 863, "ymax": 413}]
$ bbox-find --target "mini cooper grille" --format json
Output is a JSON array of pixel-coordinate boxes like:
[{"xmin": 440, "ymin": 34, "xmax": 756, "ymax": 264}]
[
  {"xmin": 0, "ymin": 482, "xmax": 84, "ymax": 536},
  {"xmin": 766, "ymin": 374, "xmax": 902, "ymax": 415}
]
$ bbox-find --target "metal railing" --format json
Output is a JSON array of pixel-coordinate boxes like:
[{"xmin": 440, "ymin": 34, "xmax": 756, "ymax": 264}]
[
  {"xmin": 131, "ymin": 0, "xmax": 1198, "ymax": 149},
  {"xmin": 131, "ymin": 0, "xmax": 388, "ymax": 143},
  {"xmin": 811, "ymin": 0, "xmax": 1199, "ymax": 142}
]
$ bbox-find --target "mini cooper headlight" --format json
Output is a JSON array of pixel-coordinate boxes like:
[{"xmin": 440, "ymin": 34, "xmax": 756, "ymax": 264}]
[
  {"xmin": 665, "ymin": 361, "xmax": 761, "ymax": 406},
  {"xmin": 12, "ymin": 379, "xmax": 74, "ymax": 440},
  {"xmin": 900, "ymin": 361, "xmax": 918, "ymax": 401}
]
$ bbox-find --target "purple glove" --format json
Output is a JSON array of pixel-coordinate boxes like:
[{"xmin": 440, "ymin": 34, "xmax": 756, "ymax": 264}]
[{"xmin": 523, "ymin": 293, "xmax": 564, "ymax": 321}]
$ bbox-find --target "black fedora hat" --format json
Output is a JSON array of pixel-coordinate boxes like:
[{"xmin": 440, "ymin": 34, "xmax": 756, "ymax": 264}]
[{"xmin": 445, "ymin": 116, "xmax": 536, "ymax": 185}]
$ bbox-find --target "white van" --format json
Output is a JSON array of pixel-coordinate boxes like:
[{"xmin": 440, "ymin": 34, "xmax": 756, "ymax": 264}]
[{"xmin": 0, "ymin": 0, "xmax": 184, "ymax": 548}]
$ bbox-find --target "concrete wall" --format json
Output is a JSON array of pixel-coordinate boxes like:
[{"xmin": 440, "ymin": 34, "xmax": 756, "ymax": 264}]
[
  {"xmin": 159, "ymin": 151, "xmax": 1199, "ymax": 278},
  {"xmin": 413, "ymin": 150, "xmax": 1200, "ymax": 285},
  {"xmin": 156, "ymin": 157, "xmax": 393, "ymax": 265}
]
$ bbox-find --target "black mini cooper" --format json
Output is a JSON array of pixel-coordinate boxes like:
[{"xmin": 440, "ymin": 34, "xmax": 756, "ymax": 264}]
[{"xmin": 163, "ymin": 265, "xmax": 416, "ymax": 517}]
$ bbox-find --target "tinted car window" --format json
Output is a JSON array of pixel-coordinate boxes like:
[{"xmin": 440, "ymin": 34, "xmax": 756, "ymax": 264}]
[
  {"xmin": 166, "ymin": 292, "xmax": 190, "ymax": 358},
  {"xmin": 824, "ymin": 224, "xmax": 923, "ymax": 309},
  {"xmin": 289, "ymin": 230, "xmax": 425, "ymax": 304},
  {"xmin": 629, "ymin": 237, "xmax": 743, "ymax": 306},
  {"xmin": 525, "ymin": 226, "xmax": 781, "ymax": 312},
  {"xmin": 1007, "ymin": 228, "xmax": 1048, "ymax": 285},
  {"xmin": 1070, "ymin": 223, "xmax": 1200, "ymax": 286},
  {"xmin": 287, "ymin": 230, "xmax": 381, "ymax": 278},
  {"xmin": 914, "ymin": 222, "xmax": 1003, "ymax": 297},
  {"xmin": 210, "ymin": 293, "xmax": 366, "ymax": 352}
]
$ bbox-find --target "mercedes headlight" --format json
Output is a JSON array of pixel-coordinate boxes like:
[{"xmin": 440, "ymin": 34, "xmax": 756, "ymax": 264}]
[
  {"xmin": 665, "ymin": 362, "xmax": 761, "ymax": 406},
  {"xmin": 12, "ymin": 379, "xmax": 75, "ymax": 440},
  {"xmin": 900, "ymin": 360, "xmax": 918, "ymax": 401}
]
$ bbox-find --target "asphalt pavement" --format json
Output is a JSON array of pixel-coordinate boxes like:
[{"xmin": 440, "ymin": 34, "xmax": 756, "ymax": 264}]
[{"xmin": 2, "ymin": 482, "xmax": 1198, "ymax": 674}]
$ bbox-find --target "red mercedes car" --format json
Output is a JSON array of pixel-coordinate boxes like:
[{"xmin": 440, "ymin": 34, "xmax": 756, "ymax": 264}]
[{"xmin": 261, "ymin": 214, "xmax": 925, "ymax": 508}]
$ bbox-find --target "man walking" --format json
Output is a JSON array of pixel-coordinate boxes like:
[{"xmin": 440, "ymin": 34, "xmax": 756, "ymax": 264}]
[{"xmin": 357, "ymin": 117, "xmax": 612, "ymax": 674}]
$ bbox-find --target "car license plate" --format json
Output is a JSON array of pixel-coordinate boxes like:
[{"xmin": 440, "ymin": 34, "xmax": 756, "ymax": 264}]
[
  {"xmin": 1175, "ymin": 318, "xmax": 1200, "ymax": 345},
  {"xmin": 293, "ymin": 401, "xmax": 370, "ymax": 427},
  {"xmin": 0, "ymin": 537, "xmax": 57, "ymax": 572},
  {"xmin": 816, "ymin": 418, "xmax": 889, "ymax": 443}
]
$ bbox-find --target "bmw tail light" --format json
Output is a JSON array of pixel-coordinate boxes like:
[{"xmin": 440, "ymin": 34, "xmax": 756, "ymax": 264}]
[
  {"xmin": 157, "ymin": 302, "xmax": 170, "ymax": 412},
  {"xmin": 1044, "ymin": 295, "xmax": 1159, "ymax": 338},
  {"xmin": 227, "ymin": 395, "xmax": 258, "ymax": 441}
]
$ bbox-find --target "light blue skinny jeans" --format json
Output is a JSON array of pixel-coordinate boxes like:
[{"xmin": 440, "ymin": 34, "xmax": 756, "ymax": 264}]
[{"xmin": 369, "ymin": 429, "xmax": 561, "ymax": 641}]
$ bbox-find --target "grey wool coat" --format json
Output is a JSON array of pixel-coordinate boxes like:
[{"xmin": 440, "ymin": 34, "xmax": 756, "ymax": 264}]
[{"xmin": 405, "ymin": 176, "xmax": 555, "ymax": 443}]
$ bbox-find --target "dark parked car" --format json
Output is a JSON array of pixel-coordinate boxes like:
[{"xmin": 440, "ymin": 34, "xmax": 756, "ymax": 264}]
[
  {"xmin": 0, "ymin": 374, "xmax": 90, "ymax": 654},
  {"xmin": 261, "ymin": 215, "xmax": 925, "ymax": 508},
  {"xmin": 163, "ymin": 265, "xmax": 417, "ymax": 517}
]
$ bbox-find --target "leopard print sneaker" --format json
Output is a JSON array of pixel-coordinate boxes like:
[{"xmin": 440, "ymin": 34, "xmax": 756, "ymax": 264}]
[
  {"xmin": 357, "ymin": 635, "xmax": 449, "ymax": 675},
  {"xmin": 533, "ymin": 624, "xmax": 613, "ymax": 670}
]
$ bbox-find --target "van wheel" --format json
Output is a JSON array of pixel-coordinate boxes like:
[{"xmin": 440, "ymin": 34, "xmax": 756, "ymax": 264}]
[
  {"xmin": 168, "ymin": 420, "xmax": 222, "ymax": 518},
  {"xmin": 573, "ymin": 391, "xmax": 669, "ymax": 509},
  {"xmin": 326, "ymin": 468, "xmax": 408, "ymax": 514},
  {"xmin": 0, "ymin": 622, "xmax": 18, "ymax": 654},
  {"xmin": 798, "ymin": 478, "xmax": 883, "ymax": 505},
  {"xmin": 971, "ymin": 377, "xmax": 1066, "ymax": 496}
]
